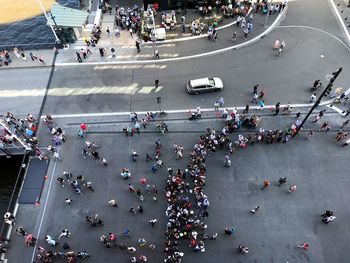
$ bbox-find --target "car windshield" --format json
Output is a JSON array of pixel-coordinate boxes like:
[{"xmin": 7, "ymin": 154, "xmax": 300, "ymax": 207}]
[{"xmin": 208, "ymin": 78, "xmax": 215, "ymax": 86}]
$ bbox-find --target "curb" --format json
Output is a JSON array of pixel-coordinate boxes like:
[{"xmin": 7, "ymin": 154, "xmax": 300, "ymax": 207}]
[{"xmin": 55, "ymin": 7, "xmax": 287, "ymax": 67}]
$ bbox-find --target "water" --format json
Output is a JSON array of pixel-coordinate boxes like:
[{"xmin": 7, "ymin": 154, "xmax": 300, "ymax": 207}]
[
  {"xmin": 0, "ymin": 155, "xmax": 23, "ymax": 219},
  {"xmin": 0, "ymin": 0, "xmax": 79, "ymax": 50}
]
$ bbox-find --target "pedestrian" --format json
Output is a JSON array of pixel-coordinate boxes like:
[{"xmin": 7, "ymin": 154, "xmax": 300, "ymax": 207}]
[
  {"xmin": 65, "ymin": 198, "xmax": 73, "ymax": 206},
  {"xmin": 154, "ymin": 49, "xmax": 160, "ymax": 59},
  {"xmin": 219, "ymin": 97, "xmax": 224, "ymax": 107},
  {"xmin": 106, "ymin": 27, "xmax": 111, "ymax": 37},
  {"xmin": 129, "ymin": 207, "xmax": 136, "ymax": 215},
  {"xmin": 252, "ymin": 92, "xmax": 258, "ymax": 103},
  {"xmin": 137, "ymin": 205, "xmax": 143, "ymax": 214},
  {"xmin": 136, "ymin": 41, "xmax": 141, "ymax": 53},
  {"xmin": 341, "ymin": 119, "xmax": 349, "ymax": 129},
  {"xmin": 309, "ymin": 93, "xmax": 317, "ymax": 103},
  {"xmin": 57, "ymin": 177, "xmax": 65, "ymax": 187},
  {"xmin": 149, "ymin": 219, "xmax": 157, "ymax": 227},
  {"xmin": 38, "ymin": 56, "xmax": 45, "ymax": 64},
  {"xmin": 82, "ymin": 148, "xmax": 88, "ymax": 158},
  {"xmin": 108, "ymin": 199, "xmax": 118, "ymax": 207},
  {"xmin": 278, "ymin": 177, "xmax": 287, "ymax": 186},
  {"xmin": 16, "ymin": 227, "xmax": 27, "ymax": 236},
  {"xmin": 84, "ymin": 181, "xmax": 94, "ymax": 191},
  {"xmin": 261, "ymin": 179, "xmax": 270, "ymax": 190},
  {"xmin": 288, "ymin": 185, "xmax": 297, "ymax": 193},
  {"xmin": 243, "ymin": 104, "xmax": 249, "ymax": 114},
  {"xmin": 259, "ymin": 100, "xmax": 265, "ymax": 110},
  {"xmin": 214, "ymin": 101, "xmax": 219, "ymax": 111},
  {"xmin": 140, "ymin": 177, "xmax": 147, "ymax": 185},
  {"xmin": 81, "ymin": 48, "xmax": 87, "ymax": 59},
  {"xmin": 91, "ymin": 151, "xmax": 100, "ymax": 159},
  {"xmin": 250, "ymin": 206, "xmax": 260, "ymax": 214},
  {"xmin": 58, "ymin": 229, "xmax": 71, "ymax": 239},
  {"xmin": 232, "ymin": 31, "xmax": 237, "ymax": 42},
  {"xmin": 295, "ymin": 112, "xmax": 301, "ymax": 118},
  {"xmin": 319, "ymin": 121, "xmax": 330, "ymax": 132},
  {"xmin": 151, "ymin": 163, "xmax": 158, "ymax": 173},
  {"xmin": 274, "ymin": 102, "xmax": 280, "ymax": 115},
  {"xmin": 101, "ymin": 157, "xmax": 107, "ymax": 166},
  {"xmin": 135, "ymin": 121, "xmax": 141, "ymax": 133},
  {"xmin": 343, "ymin": 138, "xmax": 350, "ymax": 146},
  {"xmin": 306, "ymin": 130, "xmax": 314, "ymax": 140},
  {"xmin": 53, "ymin": 150, "xmax": 61, "ymax": 161},
  {"xmin": 80, "ymin": 123, "xmax": 87, "ymax": 134},
  {"xmin": 76, "ymin": 52, "xmax": 82, "ymax": 63},
  {"xmin": 322, "ymin": 215, "xmax": 336, "ymax": 224},
  {"xmin": 45, "ymin": 235, "xmax": 58, "ymax": 247},
  {"xmin": 259, "ymin": 89, "xmax": 265, "ymax": 99},
  {"xmin": 128, "ymin": 183, "xmax": 136, "ymax": 192},
  {"xmin": 99, "ymin": 47, "xmax": 105, "ymax": 57},
  {"xmin": 124, "ymin": 229, "xmax": 130, "ymax": 237},
  {"xmin": 29, "ymin": 52, "xmax": 38, "ymax": 61},
  {"xmin": 243, "ymin": 28, "xmax": 249, "ymax": 40},
  {"xmin": 297, "ymin": 242, "xmax": 309, "ymax": 250},
  {"xmin": 129, "ymin": 28, "xmax": 133, "ymax": 37},
  {"xmin": 110, "ymin": 48, "xmax": 116, "ymax": 58}
]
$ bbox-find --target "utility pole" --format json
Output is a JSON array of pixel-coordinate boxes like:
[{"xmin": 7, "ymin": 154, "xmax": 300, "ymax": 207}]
[
  {"xmin": 293, "ymin": 67, "xmax": 343, "ymax": 137},
  {"xmin": 37, "ymin": 0, "xmax": 61, "ymax": 44}
]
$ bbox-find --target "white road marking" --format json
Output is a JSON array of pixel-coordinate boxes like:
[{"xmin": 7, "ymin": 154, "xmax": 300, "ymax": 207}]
[
  {"xmin": 47, "ymin": 100, "xmax": 336, "ymax": 119},
  {"xmin": 276, "ymin": 25, "xmax": 350, "ymax": 52},
  {"xmin": 30, "ymin": 160, "xmax": 57, "ymax": 263}
]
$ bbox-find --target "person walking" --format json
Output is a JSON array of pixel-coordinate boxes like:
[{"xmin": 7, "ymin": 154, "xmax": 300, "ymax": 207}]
[
  {"xmin": 243, "ymin": 105, "xmax": 249, "ymax": 114},
  {"xmin": 154, "ymin": 49, "xmax": 160, "ymax": 59},
  {"xmin": 214, "ymin": 101, "xmax": 219, "ymax": 111},
  {"xmin": 219, "ymin": 97, "xmax": 224, "ymax": 107},
  {"xmin": 250, "ymin": 206, "xmax": 259, "ymax": 214},
  {"xmin": 65, "ymin": 198, "xmax": 73, "ymax": 206},
  {"xmin": 341, "ymin": 119, "xmax": 349, "ymax": 129},
  {"xmin": 261, "ymin": 179, "xmax": 270, "ymax": 190},
  {"xmin": 319, "ymin": 121, "xmax": 330, "ymax": 132},
  {"xmin": 136, "ymin": 41, "xmax": 141, "ymax": 53},
  {"xmin": 108, "ymin": 199, "xmax": 118, "ymax": 207},
  {"xmin": 76, "ymin": 52, "xmax": 82, "ymax": 63},
  {"xmin": 58, "ymin": 229, "xmax": 71, "ymax": 239},
  {"xmin": 110, "ymin": 48, "xmax": 116, "ymax": 59},
  {"xmin": 232, "ymin": 31, "xmax": 237, "ymax": 42},
  {"xmin": 274, "ymin": 102, "xmax": 280, "ymax": 115},
  {"xmin": 252, "ymin": 92, "xmax": 258, "ymax": 103}
]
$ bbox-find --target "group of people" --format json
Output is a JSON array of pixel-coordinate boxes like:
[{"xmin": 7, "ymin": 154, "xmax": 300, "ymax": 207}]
[
  {"xmin": 115, "ymin": 4, "xmax": 141, "ymax": 34},
  {"xmin": 0, "ymin": 47, "xmax": 45, "ymax": 67}
]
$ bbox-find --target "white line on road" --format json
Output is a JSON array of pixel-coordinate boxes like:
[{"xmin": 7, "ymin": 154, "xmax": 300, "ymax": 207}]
[
  {"xmin": 30, "ymin": 159, "xmax": 57, "ymax": 263},
  {"xmin": 47, "ymin": 100, "xmax": 337, "ymax": 119},
  {"xmin": 276, "ymin": 25, "xmax": 350, "ymax": 52}
]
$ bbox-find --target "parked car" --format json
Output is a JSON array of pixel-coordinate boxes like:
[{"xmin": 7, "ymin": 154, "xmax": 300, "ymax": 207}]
[{"xmin": 187, "ymin": 77, "xmax": 223, "ymax": 94}]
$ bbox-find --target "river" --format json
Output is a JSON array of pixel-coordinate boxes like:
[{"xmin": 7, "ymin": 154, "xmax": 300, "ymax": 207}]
[{"xmin": 0, "ymin": 0, "xmax": 80, "ymax": 49}]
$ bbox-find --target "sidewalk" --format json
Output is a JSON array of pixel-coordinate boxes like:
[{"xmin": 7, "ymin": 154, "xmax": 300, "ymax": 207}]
[{"xmin": 55, "ymin": 10, "xmax": 281, "ymax": 64}]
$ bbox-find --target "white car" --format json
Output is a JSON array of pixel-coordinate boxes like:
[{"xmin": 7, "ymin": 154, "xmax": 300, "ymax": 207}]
[{"xmin": 187, "ymin": 77, "xmax": 224, "ymax": 94}]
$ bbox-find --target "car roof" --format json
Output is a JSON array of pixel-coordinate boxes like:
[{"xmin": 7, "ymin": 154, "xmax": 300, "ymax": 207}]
[{"xmin": 190, "ymin": 78, "xmax": 210, "ymax": 87}]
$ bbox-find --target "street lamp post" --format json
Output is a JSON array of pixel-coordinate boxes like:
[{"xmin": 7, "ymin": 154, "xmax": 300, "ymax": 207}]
[
  {"xmin": 37, "ymin": 0, "xmax": 60, "ymax": 44},
  {"xmin": 293, "ymin": 67, "xmax": 343, "ymax": 137}
]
